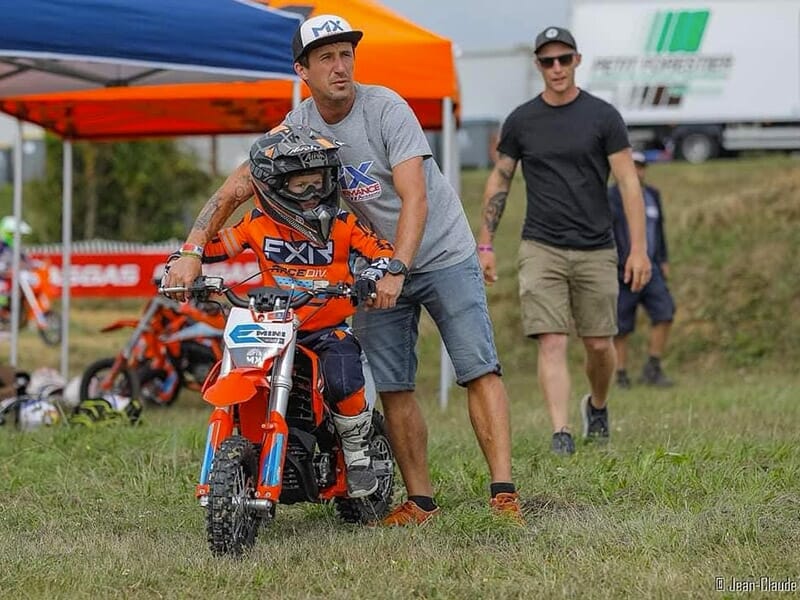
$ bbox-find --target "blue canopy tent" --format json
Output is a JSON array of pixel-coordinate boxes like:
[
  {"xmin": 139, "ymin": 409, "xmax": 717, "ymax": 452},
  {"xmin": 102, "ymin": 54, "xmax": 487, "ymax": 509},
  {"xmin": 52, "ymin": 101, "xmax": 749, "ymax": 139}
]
[{"xmin": 0, "ymin": 0, "xmax": 302, "ymax": 375}]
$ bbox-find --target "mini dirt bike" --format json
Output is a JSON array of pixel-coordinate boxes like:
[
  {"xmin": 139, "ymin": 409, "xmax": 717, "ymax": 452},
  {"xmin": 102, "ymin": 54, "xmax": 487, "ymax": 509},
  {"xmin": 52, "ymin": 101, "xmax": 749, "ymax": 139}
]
[
  {"xmin": 79, "ymin": 294, "xmax": 223, "ymax": 406},
  {"xmin": 0, "ymin": 259, "xmax": 61, "ymax": 346},
  {"xmin": 160, "ymin": 276, "xmax": 394, "ymax": 556}
]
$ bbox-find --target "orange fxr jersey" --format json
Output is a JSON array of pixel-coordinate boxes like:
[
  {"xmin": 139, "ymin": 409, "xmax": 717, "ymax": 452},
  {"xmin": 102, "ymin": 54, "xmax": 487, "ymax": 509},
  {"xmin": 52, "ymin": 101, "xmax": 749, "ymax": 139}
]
[{"xmin": 202, "ymin": 207, "xmax": 393, "ymax": 331}]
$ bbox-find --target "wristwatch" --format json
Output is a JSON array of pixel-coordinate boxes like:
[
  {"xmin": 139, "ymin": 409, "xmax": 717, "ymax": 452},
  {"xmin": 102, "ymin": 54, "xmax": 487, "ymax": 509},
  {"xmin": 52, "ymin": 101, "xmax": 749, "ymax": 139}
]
[{"xmin": 386, "ymin": 258, "xmax": 409, "ymax": 277}]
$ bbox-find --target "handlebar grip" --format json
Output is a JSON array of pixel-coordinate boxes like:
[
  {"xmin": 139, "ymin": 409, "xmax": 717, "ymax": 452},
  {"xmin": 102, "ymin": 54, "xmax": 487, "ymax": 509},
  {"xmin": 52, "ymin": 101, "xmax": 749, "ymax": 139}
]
[{"xmin": 159, "ymin": 285, "xmax": 187, "ymax": 294}]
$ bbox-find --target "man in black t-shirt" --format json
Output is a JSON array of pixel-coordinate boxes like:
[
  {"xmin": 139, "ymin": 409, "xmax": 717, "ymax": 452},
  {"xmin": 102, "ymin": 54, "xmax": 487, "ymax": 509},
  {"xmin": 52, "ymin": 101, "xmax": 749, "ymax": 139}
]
[{"xmin": 478, "ymin": 26, "xmax": 651, "ymax": 455}]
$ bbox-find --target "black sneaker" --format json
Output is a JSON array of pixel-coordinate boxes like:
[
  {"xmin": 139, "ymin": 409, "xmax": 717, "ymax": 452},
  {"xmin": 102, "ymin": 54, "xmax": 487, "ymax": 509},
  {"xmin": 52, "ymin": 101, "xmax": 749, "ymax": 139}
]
[
  {"xmin": 616, "ymin": 370, "xmax": 632, "ymax": 390},
  {"xmin": 639, "ymin": 362, "xmax": 674, "ymax": 387},
  {"xmin": 551, "ymin": 431, "xmax": 575, "ymax": 456},
  {"xmin": 581, "ymin": 394, "xmax": 609, "ymax": 439}
]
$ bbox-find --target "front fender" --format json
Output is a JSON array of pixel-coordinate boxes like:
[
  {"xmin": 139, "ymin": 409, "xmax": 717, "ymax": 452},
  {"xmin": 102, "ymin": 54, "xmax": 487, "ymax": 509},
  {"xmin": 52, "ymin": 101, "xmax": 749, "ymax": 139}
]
[{"xmin": 204, "ymin": 368, "xmax": 268, "ymax": 407}]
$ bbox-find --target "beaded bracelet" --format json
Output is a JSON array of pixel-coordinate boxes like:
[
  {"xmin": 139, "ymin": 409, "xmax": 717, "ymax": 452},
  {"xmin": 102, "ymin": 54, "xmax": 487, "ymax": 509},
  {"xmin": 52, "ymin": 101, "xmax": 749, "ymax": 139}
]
[{"xmin": 477, "ymin": 244, "xmax": 494, "ymax": 253}]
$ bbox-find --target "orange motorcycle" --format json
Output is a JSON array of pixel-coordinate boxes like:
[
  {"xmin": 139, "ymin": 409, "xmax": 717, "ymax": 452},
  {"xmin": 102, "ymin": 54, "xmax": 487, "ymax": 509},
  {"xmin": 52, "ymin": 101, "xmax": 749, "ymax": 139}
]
[
  {"xmin": 79, "ymin": 294, "xmax": 224, "ymax": 407},
  {"xmin": 0, "ymin": 259, "xmax": 61, "ymax": 346},
  {"xmin": 160, "ymin": 276, "xmax": 394, "ymax": 556}
]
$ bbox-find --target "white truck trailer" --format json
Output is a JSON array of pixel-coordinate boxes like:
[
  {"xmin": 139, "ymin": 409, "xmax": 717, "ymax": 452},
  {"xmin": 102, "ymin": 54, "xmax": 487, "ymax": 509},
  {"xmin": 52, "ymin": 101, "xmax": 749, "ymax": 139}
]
[{"xmin": 571, "ymin": 0, "xmax": 800, "ymax": 162}]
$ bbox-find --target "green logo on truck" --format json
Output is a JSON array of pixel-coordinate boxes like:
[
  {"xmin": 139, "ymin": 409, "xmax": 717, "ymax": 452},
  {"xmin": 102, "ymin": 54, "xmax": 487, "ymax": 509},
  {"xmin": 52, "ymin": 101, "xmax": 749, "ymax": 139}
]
[{"xmin": 646, "ymin": 10, "xmax": 709, "ymax": 53}]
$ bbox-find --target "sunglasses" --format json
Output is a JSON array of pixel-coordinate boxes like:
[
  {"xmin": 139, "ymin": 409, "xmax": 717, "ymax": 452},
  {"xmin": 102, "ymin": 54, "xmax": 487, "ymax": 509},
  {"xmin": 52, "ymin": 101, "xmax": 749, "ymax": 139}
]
[{"xmin": 537, "ymin": 52, "xmax": 576, "ymax": 68}]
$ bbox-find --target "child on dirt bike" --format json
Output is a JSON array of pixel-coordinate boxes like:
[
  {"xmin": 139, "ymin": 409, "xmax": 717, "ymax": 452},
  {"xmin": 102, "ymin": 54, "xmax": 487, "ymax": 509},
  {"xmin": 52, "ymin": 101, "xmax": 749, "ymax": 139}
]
[
  {"xmin": 0, "ymin": 216, "xmax": 34, "ymax": 318},
  {"xmin": 166, "ymin": 124, "xmax": 394, "ymax": 498}
]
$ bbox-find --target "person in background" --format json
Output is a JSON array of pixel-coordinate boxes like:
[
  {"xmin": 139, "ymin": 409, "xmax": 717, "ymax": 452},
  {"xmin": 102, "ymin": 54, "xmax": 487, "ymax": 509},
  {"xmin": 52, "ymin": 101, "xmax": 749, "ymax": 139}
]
[
  {"xmin": 0, "ymin": 216, "xmax": 33, "ymax": 316},
  {"xmin": 609, "ymin": 151, "xmax": 675, "ymax": 388},
  {"xmin": 478, "ymin": 26, "xmax": 651, "ymax": 456},
  {"xmin": 163, "ymin": 14, "xmax": 521, "ymax": 524}
]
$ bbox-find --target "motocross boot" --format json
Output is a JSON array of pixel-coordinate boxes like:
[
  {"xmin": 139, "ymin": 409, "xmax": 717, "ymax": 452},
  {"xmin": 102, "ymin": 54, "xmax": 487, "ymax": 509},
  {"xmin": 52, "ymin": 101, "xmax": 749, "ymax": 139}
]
[{"xmin": 332, "ymin": 410, "xmax": 379, "ymax": 498}]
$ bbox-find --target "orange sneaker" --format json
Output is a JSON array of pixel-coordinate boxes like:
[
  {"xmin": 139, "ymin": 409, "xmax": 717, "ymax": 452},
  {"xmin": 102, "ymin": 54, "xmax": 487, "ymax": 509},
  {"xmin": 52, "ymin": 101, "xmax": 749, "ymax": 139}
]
[
  {"xmin": 490, "ymin": 492, "xmax": 525, "ymax": 524},
  {"xmin": 378, "ymin": 500, "xmax": 440, "ymax": 526}
]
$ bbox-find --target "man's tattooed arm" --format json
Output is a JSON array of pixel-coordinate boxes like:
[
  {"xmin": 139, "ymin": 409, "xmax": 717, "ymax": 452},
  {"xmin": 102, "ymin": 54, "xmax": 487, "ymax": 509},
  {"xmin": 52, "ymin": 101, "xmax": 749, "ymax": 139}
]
[
  {"xmin": 187, "ymin": 161, "xmax": 253, "ymax": 244},
  {"xmin": 480, "ymin": 152, "xmax": 518, "ymax": 241}
]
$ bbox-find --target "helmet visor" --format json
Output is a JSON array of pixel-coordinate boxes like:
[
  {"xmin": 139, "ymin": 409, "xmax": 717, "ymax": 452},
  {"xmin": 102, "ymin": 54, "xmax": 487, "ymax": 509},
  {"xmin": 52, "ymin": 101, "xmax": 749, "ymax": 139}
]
[{"xmin": 277, "ymin": 168, "xmax": 337, "ymax": 205}]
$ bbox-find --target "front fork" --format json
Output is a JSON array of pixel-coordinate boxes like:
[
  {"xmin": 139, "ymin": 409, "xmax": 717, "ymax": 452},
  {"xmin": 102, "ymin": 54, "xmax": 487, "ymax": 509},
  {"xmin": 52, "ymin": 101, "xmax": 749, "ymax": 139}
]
[
  {"xmin": 255, "ymin": 336, "xmax": 296, "ymax": 502},
  {"xmin": 196, "ymin": 406, "xmax": 234, "ymax": 503},
  {"xmin": 196, "ymin": 336, "xmax": 298, "ymax": 508}
]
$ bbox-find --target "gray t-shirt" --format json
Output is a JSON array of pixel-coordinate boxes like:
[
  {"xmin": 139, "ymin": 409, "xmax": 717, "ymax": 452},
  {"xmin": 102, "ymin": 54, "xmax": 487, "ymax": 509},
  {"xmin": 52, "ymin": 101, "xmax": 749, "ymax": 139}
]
[{"xmin": 285, "ymin": 83, "xmax": 474, "ymax": 273}]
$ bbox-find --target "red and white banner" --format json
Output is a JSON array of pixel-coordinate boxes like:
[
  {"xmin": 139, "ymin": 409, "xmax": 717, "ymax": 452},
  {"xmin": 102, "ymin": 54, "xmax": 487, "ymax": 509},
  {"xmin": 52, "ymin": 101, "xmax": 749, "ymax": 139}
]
[{"xmin": 29, "ymin": 251, "xmax": 262, "ymax": 298}]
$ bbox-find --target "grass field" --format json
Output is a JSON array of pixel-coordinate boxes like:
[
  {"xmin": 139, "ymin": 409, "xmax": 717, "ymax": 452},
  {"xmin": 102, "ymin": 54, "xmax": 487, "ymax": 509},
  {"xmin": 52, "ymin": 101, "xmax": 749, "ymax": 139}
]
[{"xmin": 1, "ymin": 157, "xmax": 799, "ymax": 598}]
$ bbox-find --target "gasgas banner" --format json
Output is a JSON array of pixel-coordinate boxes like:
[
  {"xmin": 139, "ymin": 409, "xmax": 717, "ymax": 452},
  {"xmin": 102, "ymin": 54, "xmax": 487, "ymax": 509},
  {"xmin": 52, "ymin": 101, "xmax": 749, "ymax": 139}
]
[
  {"xmin": 28, "ymin": 251, "xmax": 261, "ymax": 297},
  {"xmin": 572, "ymin": 1, "xmax": 800, "ymax": 123}
]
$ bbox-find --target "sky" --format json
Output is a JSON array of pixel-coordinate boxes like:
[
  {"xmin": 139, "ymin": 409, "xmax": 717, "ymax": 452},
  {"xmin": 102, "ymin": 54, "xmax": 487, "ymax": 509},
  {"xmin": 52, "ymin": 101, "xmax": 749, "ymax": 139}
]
[{"xmin": 378, "ymin": 0, "xmax": 570, "ymax": 52}]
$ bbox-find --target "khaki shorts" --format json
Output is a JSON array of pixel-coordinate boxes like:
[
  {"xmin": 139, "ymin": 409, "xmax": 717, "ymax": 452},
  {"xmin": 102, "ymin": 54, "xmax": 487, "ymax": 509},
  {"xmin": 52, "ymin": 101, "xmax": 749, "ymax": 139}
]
[{"xmin": 518, "ymin": 239, "xmax": 618, "ymax": 338}]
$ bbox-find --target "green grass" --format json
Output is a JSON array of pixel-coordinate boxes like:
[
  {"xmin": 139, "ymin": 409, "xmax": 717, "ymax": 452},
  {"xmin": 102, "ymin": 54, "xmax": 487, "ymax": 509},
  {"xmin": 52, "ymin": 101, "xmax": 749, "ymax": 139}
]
[
  {"xmin": 1, "ymin": 157, "xmax": 799, "ymax": 598},
  {"xmin": 1, "ymin": 373, "xmax": 798, "ymax": 598}
]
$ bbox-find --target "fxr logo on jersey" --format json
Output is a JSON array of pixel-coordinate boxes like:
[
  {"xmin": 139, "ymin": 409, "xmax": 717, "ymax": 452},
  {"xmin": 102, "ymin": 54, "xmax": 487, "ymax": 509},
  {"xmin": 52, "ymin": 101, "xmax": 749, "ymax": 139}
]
[
  {"xmin": 263, "ymin": 238, "xmax": 333, "ymax": 265},
  {"xmin": 339, "ymin": 161, "xmax": 381, "ymax": 203}
]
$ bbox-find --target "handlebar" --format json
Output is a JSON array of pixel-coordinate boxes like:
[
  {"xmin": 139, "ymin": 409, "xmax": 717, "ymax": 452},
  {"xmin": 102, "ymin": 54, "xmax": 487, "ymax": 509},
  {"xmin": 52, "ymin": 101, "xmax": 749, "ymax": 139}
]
[{"xmin": 159, "ymin": 276, "xmax": 371, "ymax": 311}]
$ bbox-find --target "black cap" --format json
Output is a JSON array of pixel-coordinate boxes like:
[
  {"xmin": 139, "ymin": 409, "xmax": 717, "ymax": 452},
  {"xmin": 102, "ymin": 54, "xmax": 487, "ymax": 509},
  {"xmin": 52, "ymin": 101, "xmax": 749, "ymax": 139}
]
[
  {"xmin": 292, "ymin": 14, "xmax": 364, "ymax": 62},
  {"xmin": 534, "ymin": 26, "xmax": 577, "ymax": 54}
]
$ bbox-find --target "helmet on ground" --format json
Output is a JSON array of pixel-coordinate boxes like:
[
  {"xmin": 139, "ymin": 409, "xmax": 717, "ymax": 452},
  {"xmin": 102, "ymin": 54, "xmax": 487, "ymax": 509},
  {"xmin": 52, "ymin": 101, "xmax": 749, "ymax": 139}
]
[
  {"xmin": 249, "ymin": 123, "xmax": 342, "ymax": 247},
  {"xmin": 27, "ymin": 367, "xmax": 66, "ymax": 399},
  {"xmin": 17, "ymin": 397, "xmax": 61, "ymax": 430},
  {"xmin": 0, "ymin": 216, "xmax": 32, "ymax": 246}
]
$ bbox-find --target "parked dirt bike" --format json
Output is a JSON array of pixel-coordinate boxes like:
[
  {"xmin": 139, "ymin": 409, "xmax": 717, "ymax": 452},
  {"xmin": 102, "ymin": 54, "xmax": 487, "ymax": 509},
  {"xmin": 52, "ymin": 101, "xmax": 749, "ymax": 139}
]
[
  {"xmin": 79, "ymin": 294, "xmax": 224, "ymax": 407},
  {"xmin": 160, "ymin": 276, "xmax": 394, "ymax": 556},
  {"xmin": 0, "ymin": 259, "xmax": 61, "ymax": 346}
]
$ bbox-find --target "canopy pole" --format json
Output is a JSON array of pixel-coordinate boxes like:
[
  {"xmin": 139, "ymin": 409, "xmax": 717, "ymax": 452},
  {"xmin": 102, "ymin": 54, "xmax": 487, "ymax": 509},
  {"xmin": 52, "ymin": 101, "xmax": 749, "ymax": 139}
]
[
  {"xmin": 60, "ymin": 141, "xmax": 73, "ymax": 380},
  {"xmin": 438, "ymin": 97, "xmax": 456, "ymax": 411},
  {"xmin": 8, "ymin": 120, "xmax": 24, "ymax": 367}
]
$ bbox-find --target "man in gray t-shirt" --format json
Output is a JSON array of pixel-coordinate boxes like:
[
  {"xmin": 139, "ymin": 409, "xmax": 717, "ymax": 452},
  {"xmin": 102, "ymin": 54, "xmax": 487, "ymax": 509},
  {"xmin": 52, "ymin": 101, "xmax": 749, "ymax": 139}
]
[
  {"xmin": 286, "ymin": 83, "xmax": 475, "ymax": 273},
  {"xmin": 164, "ymin": 13, "xmax": 521, "ymax": 525}
]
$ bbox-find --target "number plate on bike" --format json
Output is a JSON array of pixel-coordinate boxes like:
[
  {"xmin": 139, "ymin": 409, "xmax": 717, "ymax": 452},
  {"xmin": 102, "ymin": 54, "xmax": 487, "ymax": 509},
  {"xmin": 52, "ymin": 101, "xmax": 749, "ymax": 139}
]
[{"xmin": 224, "ymin": 307, "xmax": 293, "ymax": 367}]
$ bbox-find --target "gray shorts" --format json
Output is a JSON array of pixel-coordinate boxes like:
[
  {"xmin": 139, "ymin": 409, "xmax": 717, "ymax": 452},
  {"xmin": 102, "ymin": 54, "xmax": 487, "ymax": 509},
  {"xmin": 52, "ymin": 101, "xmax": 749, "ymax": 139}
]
[
  {"xmin": 518, "ymin": 239, "xmax": 618, "ymax": 338},
  {"xmin": 352, "ymin": 253, "xmax": 502, "ymax": 391}
]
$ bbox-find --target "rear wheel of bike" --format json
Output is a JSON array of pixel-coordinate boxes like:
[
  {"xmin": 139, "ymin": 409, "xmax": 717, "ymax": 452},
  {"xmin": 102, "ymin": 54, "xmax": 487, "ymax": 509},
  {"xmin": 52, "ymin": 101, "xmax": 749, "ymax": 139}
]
[
  {"xmin": 79, "ymin": 357, "xmax": 141, "ymax": 403},
  {"xmin": 335, "ymin": 411, "xmax": 395, "ymax": 524},
  {"xmin": 206, "ymin": 435, "xmax": 262, "ymax": 556},
  {"xmin": 137, "ymin": 366, "xmax": 181, "ymax": 407},
  {"xmin": 37, "ymin": 310, "xmax": 62, "ymax": 346}
]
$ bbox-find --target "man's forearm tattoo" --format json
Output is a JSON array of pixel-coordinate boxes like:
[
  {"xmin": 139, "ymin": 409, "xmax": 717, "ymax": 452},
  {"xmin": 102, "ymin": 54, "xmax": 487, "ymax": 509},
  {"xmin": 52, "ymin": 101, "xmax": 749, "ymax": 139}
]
[
  {"xmin": 192, "ymin": 168, "xmax": 254, "ymax": 238},
  {"xmin": 484, "ymin": 192, "xmax": 508, "ymax": 235},
  {"xmin": 194, "ymin": 195, "xmax": 220, "ymax": 234}
]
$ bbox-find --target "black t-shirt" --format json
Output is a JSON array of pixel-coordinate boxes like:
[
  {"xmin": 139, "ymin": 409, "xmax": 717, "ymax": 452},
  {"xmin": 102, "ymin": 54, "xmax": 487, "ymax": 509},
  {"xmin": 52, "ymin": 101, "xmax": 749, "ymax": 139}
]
[{"xmin": 497, "ymin": 90, "xmax": 630, "ymax": 249}]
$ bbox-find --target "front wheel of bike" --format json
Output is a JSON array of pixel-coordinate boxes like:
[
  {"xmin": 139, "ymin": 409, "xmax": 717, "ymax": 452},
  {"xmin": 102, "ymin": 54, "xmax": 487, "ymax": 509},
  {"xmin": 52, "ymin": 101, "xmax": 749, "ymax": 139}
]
[
  {"xmin": 79, "ymin": 357, "xmax": 141, "ymax": 403},
  {"xmin": 335, "ymin": 411, "xmax": 395, "ymax": 525},
  {"xmin": 37, "ymin": 310, "xmax": 62, "ymax": 346},
  {"xmin": 206, "ymin": 435, "xmax": 262, "ymax": 556}
]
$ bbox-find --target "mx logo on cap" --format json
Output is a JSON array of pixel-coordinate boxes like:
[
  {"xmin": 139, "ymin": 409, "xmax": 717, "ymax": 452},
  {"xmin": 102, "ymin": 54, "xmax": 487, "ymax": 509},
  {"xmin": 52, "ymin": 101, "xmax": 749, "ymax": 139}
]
[
  {"xmin": 300, "ymin": 14, "xmax": 354, "ymax": 45},
  {"xmin": 545, "ymin": 28, "xmax": 559, "ymax": 39},
  {"xmin": 311, "ymin": 17, "xmax": 345, "ymax": 39}
]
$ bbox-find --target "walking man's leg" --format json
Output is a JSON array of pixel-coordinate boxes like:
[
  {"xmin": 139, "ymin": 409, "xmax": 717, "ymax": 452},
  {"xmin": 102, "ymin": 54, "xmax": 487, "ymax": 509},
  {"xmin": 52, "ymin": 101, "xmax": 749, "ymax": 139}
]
[
  {"xmin": 537, "ymin": 333, "xmax": 576, "ymax": 455},
  {"xmin": 583, "ymin": 336, "xmax": 616, "ymax": 409},
  {"xmin": 580, "ymin": 336, "xmax": 615, "ymax": 439},
  {"xmin": 537, "ymin": 333, "xmax": 571, "ymax": 432}
]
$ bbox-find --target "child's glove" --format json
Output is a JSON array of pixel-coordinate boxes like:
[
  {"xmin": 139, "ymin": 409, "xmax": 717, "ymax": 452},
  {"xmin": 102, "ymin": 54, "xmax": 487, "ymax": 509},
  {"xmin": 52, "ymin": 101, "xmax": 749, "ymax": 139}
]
[{"xmin": 353, "ymin": 271, "xmax": 379, "ymax": 306}]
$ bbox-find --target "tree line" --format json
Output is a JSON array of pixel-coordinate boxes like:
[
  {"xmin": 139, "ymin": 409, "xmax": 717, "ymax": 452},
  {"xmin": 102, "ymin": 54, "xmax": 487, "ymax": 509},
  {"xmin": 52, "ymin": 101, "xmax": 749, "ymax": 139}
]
[{"xmin": 15, "ymin": 135, "xmax": 215, "ymax": 244}]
